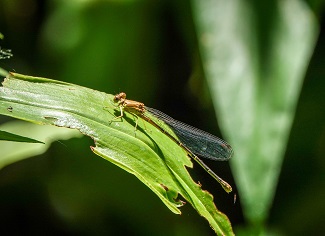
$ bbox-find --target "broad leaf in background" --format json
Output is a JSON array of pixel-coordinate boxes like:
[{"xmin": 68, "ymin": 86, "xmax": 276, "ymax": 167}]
[
  {"xmin": 0, "ymin": 73, "xmax": 234, "ymax": 235},
  {"xmin": 0, "ymin": 129, "xmax": 44, "ymax": 143},
  {"xmin": 192, "ymin": 0, "xmax": 318, "ymax": 233},
  {"xmin": 0, "ymin": 121, "xmax": 82, "ymax": 169}
]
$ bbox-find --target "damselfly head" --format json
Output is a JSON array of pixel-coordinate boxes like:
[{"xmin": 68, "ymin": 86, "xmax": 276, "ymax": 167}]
[{"xmin": 114, "ymin": 92, "xmax": 126, "ymax": 102}]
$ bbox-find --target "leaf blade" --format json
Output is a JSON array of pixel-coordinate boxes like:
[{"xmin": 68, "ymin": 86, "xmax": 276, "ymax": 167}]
[{"xmin": 0, "ymin": 73, "xmax": 234, "ymax": 235}]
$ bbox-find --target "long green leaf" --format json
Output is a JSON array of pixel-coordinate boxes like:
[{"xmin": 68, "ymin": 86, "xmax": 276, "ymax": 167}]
[
  {"xmin": 0, "ymin": 120, "xmax": 82, "ymax": 169},
  {"xmin": 0, "ymin": 72, "xmax": 234, "ymax": 235},
  {"xmin": 0, "ymin": 130, "xmax": 44, "ymax": 143},
  {"xmin": 192, "ymin": 0, "xmax": 318, "ymax": 231}
]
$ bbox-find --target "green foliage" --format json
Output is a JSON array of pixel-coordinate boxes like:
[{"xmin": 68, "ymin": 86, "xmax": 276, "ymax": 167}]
[
  {"xmin": 0, "ymin": 120, "xmax": 81, "ymax": 169},
  {"xmin": 0, "ymin": 0, "xmax": 323, "ymax": 234},
  {"xmin": 0, "ymin": 130, "xmax": 44, "ymax": 143},
  {"xmin": 0, "ymin": 73, "xmax": 234, "ymax": 235},
  {"xmin": 192, "ymin": 0, "xmax": 318, "ymax": 232}
]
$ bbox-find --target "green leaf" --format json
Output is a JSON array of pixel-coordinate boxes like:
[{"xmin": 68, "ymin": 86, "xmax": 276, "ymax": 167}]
[
  {"xmin": 0, "ymin": 130, "xmax": 44, "ymax": 143},
  {"xmin": 0, "ymin": 72, "xmax": 234, "ymax": 235},
  {"xmin": 0, "ymin": 120, "xmax": 82, "ymax": 169},
  {"xmin": 192, "ymin": 0, "xmax": 318, "ymax": 230},
  {"xmin": 0, "ymin": 68, "xmax": 9, "ymax": 77}
]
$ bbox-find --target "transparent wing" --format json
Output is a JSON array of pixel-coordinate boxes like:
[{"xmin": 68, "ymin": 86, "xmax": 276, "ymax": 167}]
[{"xmin": 145, "ymin": 107, "xmax": 233, "ymax": 161}]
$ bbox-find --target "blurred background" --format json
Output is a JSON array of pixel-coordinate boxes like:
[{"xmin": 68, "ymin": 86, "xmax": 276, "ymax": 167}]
[{"xmin": 0, "ymin": 0, "xmax": 324, "ymax": 235}]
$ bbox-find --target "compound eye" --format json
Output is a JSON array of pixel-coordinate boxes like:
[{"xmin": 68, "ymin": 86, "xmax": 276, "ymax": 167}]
[{"xmin": 114, "ymin": 92, "xmax": 126, "ymax": 102}]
